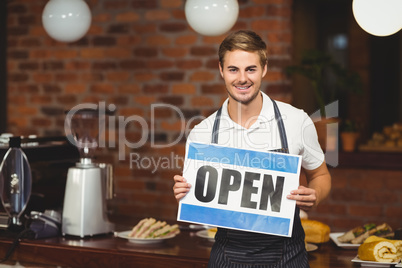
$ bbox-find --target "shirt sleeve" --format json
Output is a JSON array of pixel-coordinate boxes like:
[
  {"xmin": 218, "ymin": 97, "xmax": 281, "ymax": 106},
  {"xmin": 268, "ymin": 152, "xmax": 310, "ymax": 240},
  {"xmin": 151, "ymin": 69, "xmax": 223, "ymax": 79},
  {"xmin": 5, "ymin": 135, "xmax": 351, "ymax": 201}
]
[{"xmin": 300, "ymin": 113, "xmax": 325, "ymax": 170}]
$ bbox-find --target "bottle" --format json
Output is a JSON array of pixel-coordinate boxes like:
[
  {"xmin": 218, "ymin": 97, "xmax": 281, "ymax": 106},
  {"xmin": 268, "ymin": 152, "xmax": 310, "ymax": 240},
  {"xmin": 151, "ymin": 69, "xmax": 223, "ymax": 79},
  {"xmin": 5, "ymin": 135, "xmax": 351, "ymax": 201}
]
[{"xmin": 0, "ymin": 136, "xmax": 32, "ymax": 228}]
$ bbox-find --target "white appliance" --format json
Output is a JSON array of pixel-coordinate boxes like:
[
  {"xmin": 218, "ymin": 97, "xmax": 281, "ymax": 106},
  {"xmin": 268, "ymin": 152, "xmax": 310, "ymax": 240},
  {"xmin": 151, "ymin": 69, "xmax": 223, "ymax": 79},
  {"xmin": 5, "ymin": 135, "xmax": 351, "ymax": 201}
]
[{"xmin": 62, "ymin": 108, "xmax": 114, "ymax": 237}]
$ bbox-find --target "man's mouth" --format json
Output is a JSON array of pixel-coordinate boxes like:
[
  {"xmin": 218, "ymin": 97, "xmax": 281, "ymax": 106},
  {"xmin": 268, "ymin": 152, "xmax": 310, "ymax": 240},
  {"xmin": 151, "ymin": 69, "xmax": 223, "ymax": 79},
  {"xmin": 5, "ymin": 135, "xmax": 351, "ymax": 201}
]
[{"xmin": 235, "ymin": 84, "xmax": 252, "ymax": 90}]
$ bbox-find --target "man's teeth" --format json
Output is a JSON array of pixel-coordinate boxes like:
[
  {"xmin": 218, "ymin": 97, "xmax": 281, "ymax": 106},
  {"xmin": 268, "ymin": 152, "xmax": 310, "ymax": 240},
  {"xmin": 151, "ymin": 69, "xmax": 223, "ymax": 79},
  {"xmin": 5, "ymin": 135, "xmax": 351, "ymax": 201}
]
[{"xmin": 236, "ymin": 86, "xmax": 250, "ymax": 89}]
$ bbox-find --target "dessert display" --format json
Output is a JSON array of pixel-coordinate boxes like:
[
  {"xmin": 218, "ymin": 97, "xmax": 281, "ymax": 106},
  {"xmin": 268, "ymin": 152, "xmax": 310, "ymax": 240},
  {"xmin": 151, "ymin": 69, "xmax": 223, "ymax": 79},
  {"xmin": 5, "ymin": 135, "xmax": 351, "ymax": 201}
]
[
  {"xmin": 358, "ymin": 235, "xmax": 402, "ymax": 263},
  {"xmin": 128, "ymin": 218, "xmax": 180, "ymax": 239},
  {"xmin": 360, "ymin": 123, "xmax": 402, "ymax": 151},
  {"xmin": 301, "ymin": 219, "xmax": 331, "ymax": 243},
  {"xmin": 337, "ymin": 223, "xmax": 394, "ymax": 244}
]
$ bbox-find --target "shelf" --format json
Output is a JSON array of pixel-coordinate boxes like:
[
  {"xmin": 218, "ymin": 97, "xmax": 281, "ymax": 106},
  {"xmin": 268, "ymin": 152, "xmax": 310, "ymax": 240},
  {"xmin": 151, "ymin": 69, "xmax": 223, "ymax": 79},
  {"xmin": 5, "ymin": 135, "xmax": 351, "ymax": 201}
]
[{"xmin": 337, "ymin": 151, "xmax": 402, "ymax": 170}]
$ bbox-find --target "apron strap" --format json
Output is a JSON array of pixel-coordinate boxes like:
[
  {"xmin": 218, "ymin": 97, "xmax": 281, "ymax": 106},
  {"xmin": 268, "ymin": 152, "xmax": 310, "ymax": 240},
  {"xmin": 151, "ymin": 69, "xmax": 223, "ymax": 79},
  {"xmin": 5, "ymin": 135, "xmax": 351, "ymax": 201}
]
[
  {"xmin": 211, "ymin": 107, "xmax": 222, "ymax": 144},
  {"xmin": 271, "ymin": 99, "xmax": 289, "ymax": 154},
  {"xmin": 211, "ymin": 99, "xmax": 289, "ymax": 154}
]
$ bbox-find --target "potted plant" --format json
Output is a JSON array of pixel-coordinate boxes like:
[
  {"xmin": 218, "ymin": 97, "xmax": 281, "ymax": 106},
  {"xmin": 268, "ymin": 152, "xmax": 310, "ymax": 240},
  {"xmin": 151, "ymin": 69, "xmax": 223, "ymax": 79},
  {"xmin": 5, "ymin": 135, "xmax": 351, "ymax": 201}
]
[
  {"xmin": 285, "ymin": 49, "xmax": 363, "ymax": 151},
  {"xmin": 340, "ymin": 119, "xmax": 359, "ymax": 152},
  {"xmin": 285, "ymin": 49, "xmax": 363, "ymax": 118}
]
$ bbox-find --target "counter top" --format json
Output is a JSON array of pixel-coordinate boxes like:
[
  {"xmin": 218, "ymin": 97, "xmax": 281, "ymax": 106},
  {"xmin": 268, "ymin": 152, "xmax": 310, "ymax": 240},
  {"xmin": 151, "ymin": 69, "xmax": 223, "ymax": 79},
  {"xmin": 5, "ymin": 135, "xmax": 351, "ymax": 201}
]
[{"xmin": 0, "ymin": 228, "xmax": 363, "ymax": 268}]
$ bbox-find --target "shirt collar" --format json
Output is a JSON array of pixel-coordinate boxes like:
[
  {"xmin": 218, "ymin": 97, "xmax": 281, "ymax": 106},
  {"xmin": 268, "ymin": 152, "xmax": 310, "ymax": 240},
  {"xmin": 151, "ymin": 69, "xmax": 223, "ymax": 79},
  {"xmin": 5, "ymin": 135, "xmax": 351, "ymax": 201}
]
[{"xmin": 219, "ymin": 92, "xmax": 275, "ymax": 131}]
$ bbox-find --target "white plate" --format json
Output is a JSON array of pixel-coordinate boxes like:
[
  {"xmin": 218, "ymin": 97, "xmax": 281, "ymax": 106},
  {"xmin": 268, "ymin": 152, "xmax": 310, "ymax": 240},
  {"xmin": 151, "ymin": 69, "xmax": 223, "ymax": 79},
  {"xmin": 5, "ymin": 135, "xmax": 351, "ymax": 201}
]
[
  {"xmin": 196, "ymin": 230, "xmax": 215, "ymax": 241},
  {"xmin": 330, "ymin": 232, "xmax": 360, "ymax": 249},
  {"xmin": 306, "ymin": 243, "xmax": 318, "ymax": 252},
  {"xmin": 116, "ymin": 230, "xmax": 176, "ymax": 244},
  {"xmin": 395, "ymin": 262, "xmax": 402, "ymax": 268},
  {"xmin": 351, "ymin": 256, "xmax": 398, "ymax": 267}
]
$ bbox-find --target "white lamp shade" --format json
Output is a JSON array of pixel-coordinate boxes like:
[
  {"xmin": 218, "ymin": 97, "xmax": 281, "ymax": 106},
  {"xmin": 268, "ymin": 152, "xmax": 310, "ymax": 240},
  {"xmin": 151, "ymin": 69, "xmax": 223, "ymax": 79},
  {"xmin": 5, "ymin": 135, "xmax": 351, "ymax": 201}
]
[
  {"xmin": 42, "ymin": 0, "xmax": 92, "ymax": 42},
  {"xmin": 185, "ymin": 0, "xmax": 239, "ymax": 36},
  {"xmin": 352, "ymin": 0, "xmax": 402, "ymax": 37}
]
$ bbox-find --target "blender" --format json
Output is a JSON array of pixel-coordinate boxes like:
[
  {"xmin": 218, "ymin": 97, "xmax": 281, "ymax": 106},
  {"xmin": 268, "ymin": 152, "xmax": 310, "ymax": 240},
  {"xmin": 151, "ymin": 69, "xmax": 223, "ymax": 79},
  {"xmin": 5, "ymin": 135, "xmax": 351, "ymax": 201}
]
[{"xmin": 62, "ymin": 107, "xmax": 114, "ymax": 237}]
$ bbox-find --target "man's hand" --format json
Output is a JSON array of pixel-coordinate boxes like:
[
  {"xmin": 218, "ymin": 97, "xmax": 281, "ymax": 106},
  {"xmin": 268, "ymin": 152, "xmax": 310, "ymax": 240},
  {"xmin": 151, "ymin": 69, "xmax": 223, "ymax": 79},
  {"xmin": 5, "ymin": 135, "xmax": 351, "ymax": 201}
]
[
  {"xmin": 286, "ymin": 185, "xmax": 317, "ymax": 211},
  {"xmin": 173, "ymin": 175, "xmax": 191, "ymax": 203}
]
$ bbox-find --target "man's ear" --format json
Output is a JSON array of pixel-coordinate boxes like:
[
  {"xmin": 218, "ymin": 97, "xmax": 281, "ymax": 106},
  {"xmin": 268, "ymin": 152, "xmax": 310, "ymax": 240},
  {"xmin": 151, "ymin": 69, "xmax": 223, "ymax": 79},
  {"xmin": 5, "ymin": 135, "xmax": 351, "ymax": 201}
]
[
  {"xmin": 219, "ymin": 62, "xmax": 224, "ymax": 78},
  {"xmin": 262, "ymin": 63, "xmax": 267, "ymax": 78}
]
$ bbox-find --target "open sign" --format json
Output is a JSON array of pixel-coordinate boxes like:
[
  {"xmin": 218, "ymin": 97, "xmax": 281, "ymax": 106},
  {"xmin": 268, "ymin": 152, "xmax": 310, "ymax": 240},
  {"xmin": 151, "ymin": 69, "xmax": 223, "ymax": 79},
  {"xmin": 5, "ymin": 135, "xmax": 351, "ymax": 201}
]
[{"xmin": 177, "ymin": 142, "xmax": 302, "ymax": 237}]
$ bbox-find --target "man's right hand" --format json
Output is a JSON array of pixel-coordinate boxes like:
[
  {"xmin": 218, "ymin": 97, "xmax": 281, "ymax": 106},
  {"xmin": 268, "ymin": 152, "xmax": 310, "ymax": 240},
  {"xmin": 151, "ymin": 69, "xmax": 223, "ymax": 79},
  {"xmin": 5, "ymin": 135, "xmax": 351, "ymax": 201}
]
[{"xmin": 173, "ymin": 175, "xmax": 191, "ymax": 202}]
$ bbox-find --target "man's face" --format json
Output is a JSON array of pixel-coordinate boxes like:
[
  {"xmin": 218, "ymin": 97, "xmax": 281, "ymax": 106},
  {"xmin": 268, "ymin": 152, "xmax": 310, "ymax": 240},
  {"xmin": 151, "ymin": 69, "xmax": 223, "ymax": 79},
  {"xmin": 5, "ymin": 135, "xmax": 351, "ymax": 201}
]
[{"xmin": 219, "ymin": 50, "xmax": 267, "ymax": 105}]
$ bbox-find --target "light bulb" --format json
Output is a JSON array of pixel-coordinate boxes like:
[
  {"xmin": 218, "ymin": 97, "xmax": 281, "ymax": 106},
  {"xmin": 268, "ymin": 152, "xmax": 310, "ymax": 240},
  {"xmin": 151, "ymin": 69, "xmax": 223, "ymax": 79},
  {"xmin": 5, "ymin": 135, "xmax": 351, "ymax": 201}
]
[
  {"xmin": 42, "ymin": 0, "xmax": 92, "ymax": 42},
  {"xmin": 185, "ymin": 0, "xmax": 239, "ymax": 36},
  {"xmin": 352, "ymin": 0, "xmax": 402, "ymax": 37}
]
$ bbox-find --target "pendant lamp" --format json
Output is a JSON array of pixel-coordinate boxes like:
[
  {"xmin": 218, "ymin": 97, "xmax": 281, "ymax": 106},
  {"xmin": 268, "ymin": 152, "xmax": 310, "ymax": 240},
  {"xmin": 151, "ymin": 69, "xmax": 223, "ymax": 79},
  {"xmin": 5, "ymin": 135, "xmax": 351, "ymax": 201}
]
[
  {"xmin": 185, "ymin": 0, "xmax": 239, "ymax": 36},
  {"xmin": 42, "ymin": 0, "xmax": 92, "ymax": 42},
  {"xmin": 352, "ymin": 0, "xmax": 402, "ymax": 37}
]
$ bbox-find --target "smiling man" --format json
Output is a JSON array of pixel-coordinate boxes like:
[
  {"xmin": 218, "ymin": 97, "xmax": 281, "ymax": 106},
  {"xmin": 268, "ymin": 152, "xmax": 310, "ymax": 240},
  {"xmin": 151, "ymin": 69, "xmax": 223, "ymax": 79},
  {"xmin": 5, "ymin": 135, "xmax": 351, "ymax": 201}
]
[{"xmin": 173, "ymin": 30, "xmax": 331, "ymax": 268}]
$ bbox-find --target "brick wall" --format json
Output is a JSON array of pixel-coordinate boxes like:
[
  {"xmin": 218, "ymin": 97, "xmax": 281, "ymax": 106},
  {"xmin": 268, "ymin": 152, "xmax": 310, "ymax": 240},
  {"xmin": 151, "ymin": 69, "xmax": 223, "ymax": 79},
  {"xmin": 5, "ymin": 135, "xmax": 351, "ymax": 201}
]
[{"xmin": 5, "ymin": 0, "xmax": 401, "ymax": 232}]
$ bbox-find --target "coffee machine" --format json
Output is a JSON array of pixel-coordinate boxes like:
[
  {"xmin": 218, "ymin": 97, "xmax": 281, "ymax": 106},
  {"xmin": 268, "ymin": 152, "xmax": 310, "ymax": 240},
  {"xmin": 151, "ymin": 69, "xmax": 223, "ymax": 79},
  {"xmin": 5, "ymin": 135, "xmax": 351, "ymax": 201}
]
[{"xmin": 62, "ymin": 108, "xmax": 114, "ymax": 237}]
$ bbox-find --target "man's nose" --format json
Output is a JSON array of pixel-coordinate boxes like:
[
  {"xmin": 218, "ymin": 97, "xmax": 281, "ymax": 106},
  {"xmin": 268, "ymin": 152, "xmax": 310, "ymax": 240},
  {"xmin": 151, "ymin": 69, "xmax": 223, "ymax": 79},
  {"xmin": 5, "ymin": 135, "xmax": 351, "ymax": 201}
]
[{"xmin": 238, "ymin": 71, "xmax": 247, "ymax": 83}]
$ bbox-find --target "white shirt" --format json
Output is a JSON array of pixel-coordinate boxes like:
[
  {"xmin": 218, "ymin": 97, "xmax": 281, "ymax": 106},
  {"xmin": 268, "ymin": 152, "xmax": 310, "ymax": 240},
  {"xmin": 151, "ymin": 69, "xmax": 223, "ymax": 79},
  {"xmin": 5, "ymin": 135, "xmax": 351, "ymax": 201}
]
[{"xmin": 187, "ymin": 92, "xmax": 324, "ymax": 170}]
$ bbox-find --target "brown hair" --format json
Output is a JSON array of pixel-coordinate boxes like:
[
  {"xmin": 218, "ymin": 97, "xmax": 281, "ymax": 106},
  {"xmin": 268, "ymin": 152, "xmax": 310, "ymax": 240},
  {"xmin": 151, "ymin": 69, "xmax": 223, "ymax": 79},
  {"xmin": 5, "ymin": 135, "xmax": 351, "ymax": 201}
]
[{"xmin": 218, "ymin": 30, "xmax": 268, "ymax": 68}]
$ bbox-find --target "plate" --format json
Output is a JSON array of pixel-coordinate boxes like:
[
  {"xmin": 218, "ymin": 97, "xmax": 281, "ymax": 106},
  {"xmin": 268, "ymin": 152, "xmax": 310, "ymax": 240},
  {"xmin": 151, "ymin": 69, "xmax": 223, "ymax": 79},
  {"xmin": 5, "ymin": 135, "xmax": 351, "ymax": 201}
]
[
  {"xmin": 196, "ymin": 230, "xmax": 214, "ymax": 241},
  {"xmin": 330, "ymin": 232, "xmax": 360, "ymax": 249},
  {"xmin": 395, "ymin": 263, "xmax": 402, "ymax": 268},
  {"xmin": 116, "ymin": 230, "xmax": 176, "ymax": 244},
  {"xmin": 351, "ymin": 256, "xmax": 398, "ymax": 267},
  {"xmin": 306, "ymin": 243, "xmax": 318, "ymax": 252}
]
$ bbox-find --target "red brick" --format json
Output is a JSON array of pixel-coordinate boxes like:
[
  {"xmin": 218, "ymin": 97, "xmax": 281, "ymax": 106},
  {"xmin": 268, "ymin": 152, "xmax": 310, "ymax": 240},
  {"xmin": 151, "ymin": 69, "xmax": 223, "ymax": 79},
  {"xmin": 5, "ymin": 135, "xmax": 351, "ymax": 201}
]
[
  {"xmin": 172, "ymin": 83, "xmax": 196, "ymax": 94},
  {"xmin": 133, "ymin": 24, "xmax": 157, "ymax": 34},
  {"xmin": 103, "ymin": 1, "xmax": 129, "ymax": 9},
  {"xmin": 176, "ymin": 59, "xmax": 202, "ymax": 69},
  {"xmin": 160, "ymin": 22, "xmax": 187, "ymax": 32},
  {"xmin": 190, "ymin": 71, "xmax": 216, "ymax": 81},
  {"xmin": 146, "ymin": 59, "xmax": 174, "ymax": 69},
  {"xmin": 57, "ymin": 95, "xmax": 78, "ymax": 105},
  {"xmin": 252, "ymin": 19, "xmax": 288, "ymax": 31},
  {"xmin": 158, "ymin": 96, "xmax": 184, "ymax": 106},
  {"xmin": 133, "ymin": 73, "xmax": 156, "ymax": 82},
  {"xmin": 239, "ymin": 6, "xmax": 265, "ymax": 18},
  {"xmin": 118, "ymin": 84, "xmax": 141, "ymax": 94},
  {"xmin": 30, "ymin": 95, "xmax": 51, "ymax": 104},
  {"xmin": 160, "ymin": 71, "xmax": 184, "ymax": 81},
  {"xmin": 65, "ymin": 84, "xmax": 86, "ymax": 94},
  {"xmin": 190, "ymin": 46, "xmax": 216, "ymax": 56},
  {"xmin": 55, "ymin": 73, "xmax": 78, "ymax": 82},
  {"xmin": 32, "ymin": 73, "xmax": 52, "ymax": 83},
  {"xmin": 146, "ymin": 35, "xmax": 171, "ymax": 46},
  {"xmin": 135, "ymin": 96, "xmax": 157, "ymax": 106},
  {"xmin": 145, "ymin": 10, "xmax": 171, "ymax": 21},
  {"xmin": 115, "ymin": 12, "xmax": 140, "ymax": 22},
  {"xmin": 143, "ymin": 84, "xmax": 169, "ymax": 94},
  {"xmin": 80, "ymin": 48, "xmax": 105, "ymax": 58},
  {"xmin": 162, "ymin": 47, "xmax": 188, "ymax": 57},
  {"xmin": 118, "ymin": 108, "xmax": 144, "ymax": 117},
  {"xmin": 106, "ymin": 71, "xmax": 130, "ymax": 81},
  {"xmin": 160, "ymin": 0, "xmax": 182, "ymax": 8},
  {"xmin": 175, "ymin": 35, "xmax": 197, "ymax": 45},
  {"xmin": 161, "ymin": 121, "xmax": 184, "ymax": 131},
  {"xmin": 171, "ymin": 9, "xmax": 186, "ymax": 20},
  {"xmin": 191, "ymin": 96, "xmax": 214, "ymax": 107},
  {"xmin": 117, "ymin": 36, "xmax": 142, "ymax": 46},
  {"xmin": 201, "ymin": 84, "xmax": 225, "ymax": 94},
  {"xmin": 90, "ymin": 84, "xmax": 115, "ymax": 94},
  {"xmin": 65, "ymin": 61, "xmax": 91, "ymax": 71},
  {"xmin": 134, "ymin": 47, "xmax": 158, "ymax": 57}
]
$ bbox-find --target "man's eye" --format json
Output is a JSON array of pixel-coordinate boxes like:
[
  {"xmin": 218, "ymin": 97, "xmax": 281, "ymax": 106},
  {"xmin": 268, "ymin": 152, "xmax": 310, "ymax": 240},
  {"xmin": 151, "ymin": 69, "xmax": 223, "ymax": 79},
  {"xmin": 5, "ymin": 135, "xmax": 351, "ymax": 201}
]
[
  {"xmin": 247, "ymin": 68, "xmax": 256, "ymax": 72},
  {"xmin": 229, "ymin": 69, "xmax": 237, "ymax": 72}
]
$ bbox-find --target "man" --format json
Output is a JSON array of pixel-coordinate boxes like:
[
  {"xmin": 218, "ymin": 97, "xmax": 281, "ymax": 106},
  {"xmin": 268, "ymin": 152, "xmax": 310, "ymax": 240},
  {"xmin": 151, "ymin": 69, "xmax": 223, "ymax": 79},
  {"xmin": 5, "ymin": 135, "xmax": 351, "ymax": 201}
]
[{"xmin": 173, "ymin": 30, "xmax": 331, "ymax": 267}]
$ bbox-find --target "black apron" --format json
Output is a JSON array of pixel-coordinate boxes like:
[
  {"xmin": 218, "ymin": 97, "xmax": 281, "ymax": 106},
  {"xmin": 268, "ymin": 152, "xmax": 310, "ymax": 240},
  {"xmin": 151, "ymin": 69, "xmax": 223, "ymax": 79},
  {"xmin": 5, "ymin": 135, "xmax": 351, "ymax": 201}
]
[{"xmin": 208, "ymin": 99, "xmax": 309, "ymax": 268}]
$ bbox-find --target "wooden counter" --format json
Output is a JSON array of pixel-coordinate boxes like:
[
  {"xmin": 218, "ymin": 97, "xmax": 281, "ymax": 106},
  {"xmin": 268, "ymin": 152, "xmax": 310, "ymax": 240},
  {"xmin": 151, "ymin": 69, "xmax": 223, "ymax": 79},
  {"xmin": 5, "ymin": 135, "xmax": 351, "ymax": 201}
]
[{"xmin": 0, "ymin": 228, "xmax": 363, "ymax": 268}]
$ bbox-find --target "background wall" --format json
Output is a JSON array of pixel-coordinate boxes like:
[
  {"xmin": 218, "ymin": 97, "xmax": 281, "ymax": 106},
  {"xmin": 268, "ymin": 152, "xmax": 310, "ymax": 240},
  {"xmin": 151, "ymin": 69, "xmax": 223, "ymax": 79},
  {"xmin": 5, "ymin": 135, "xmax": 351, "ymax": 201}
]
[{"xmin": 5, "ymin": 0, "xmax": 401, "ymax": 232}]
